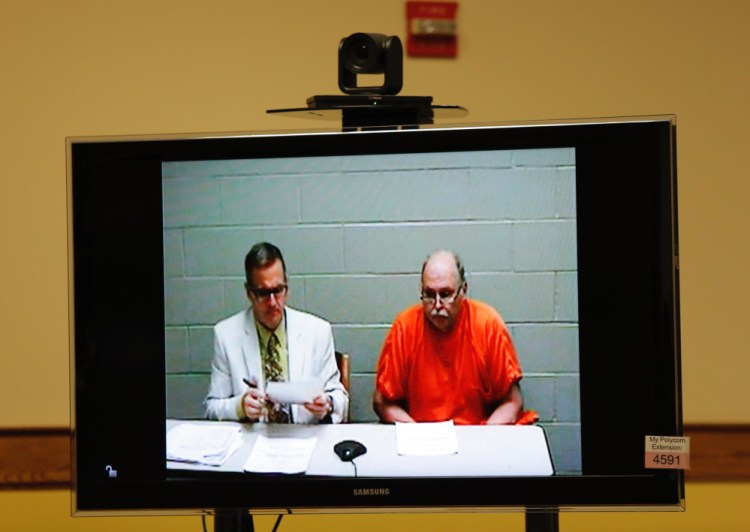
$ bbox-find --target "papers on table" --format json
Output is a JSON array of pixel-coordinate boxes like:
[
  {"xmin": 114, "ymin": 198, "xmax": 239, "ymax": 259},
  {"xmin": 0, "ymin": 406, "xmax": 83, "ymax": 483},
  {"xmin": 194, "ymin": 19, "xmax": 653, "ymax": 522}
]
[
  {"xmin": 167, "ymin": 423, "xmax": 243, "ymax": 466},
  {"xmin": 244, "ymin": 435, "xmax": 318, "ymax": 474},
  {"xmin": 395, "ymin": 420, "xmax": 459, "ymax": 456},
  {"xmin": 266, "ymin": 379, "xmax": 323, "ymax": 404}
]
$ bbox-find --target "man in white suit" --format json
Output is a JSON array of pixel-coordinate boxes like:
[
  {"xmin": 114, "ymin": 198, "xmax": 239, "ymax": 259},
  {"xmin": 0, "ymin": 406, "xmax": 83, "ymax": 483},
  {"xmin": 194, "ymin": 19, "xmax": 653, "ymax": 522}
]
[{"xmin": 204, "ymin": 242, "xmax": 348, "ymax": 423}]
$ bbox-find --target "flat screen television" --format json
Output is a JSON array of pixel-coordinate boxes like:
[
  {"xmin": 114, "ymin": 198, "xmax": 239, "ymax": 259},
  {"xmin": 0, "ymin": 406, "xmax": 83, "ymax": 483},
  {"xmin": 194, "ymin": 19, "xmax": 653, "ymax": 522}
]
[{"xmin": 67, "ymin": 116, "xmax": 683, "ymax": 519}]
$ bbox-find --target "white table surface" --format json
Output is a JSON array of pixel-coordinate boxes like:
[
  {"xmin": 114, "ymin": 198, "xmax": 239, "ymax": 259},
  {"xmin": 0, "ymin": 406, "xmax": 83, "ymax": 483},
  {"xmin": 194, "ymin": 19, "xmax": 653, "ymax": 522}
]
[{"xmin": 166, "ymin": 420, "xmax": 554, "ymax": 477}]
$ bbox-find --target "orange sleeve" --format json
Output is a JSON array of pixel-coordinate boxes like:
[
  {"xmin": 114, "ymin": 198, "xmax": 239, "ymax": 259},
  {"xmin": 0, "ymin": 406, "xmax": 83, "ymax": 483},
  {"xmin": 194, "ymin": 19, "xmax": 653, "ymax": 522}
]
[
  {"xmin": 486, "ymin": 312, "xmax": 523, "ymax": 402},
  {"xmin": 375, "ymin": 319, "xmax": 406, "ymax": 402},
  {"xmin": 485, "ymin": 310, "xmax": 537, "ymax": 425}
]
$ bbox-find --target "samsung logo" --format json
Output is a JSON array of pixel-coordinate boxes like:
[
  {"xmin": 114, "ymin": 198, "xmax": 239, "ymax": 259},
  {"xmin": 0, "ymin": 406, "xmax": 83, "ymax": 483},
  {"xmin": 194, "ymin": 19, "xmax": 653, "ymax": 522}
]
[{"xmin": 353, "ymin": 488, "xmax": 390, "ymax": 496}]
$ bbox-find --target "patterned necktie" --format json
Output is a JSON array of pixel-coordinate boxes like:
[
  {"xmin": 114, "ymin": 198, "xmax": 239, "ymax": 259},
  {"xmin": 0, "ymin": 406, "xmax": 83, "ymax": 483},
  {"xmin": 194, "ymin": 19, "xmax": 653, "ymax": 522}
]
[{"xmin": 265, "ymin": 333, "xmax": 289, "ymax": 423}]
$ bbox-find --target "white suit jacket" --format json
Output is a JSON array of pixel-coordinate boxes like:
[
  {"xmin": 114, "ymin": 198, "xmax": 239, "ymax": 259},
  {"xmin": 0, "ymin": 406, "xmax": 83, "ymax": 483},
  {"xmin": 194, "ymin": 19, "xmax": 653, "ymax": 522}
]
[{"xmin": 204, "ymin": 307, "xmax": 348, "ymax": 423}]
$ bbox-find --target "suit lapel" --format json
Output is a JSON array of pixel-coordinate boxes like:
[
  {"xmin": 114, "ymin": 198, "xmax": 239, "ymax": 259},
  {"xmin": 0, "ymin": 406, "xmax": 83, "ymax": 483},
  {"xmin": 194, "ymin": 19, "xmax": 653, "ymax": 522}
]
[
  {"xmin": 285, "ymin": 307, "xmax": 304, "ymax": 382},
  {"xmin": 241, "ymin": 309, "xmax": 263, "ymax": 387}
]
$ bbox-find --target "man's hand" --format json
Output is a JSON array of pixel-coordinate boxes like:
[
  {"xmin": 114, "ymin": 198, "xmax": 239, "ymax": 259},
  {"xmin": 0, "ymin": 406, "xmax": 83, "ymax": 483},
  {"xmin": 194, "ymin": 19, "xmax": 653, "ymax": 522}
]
[
  {"xmin": 242, "ymin": 388, "xmax": 266, "ymax": 421},
  {"xmin": 303, "ymin": 393, "xmax": 332, "ymax": 419}
]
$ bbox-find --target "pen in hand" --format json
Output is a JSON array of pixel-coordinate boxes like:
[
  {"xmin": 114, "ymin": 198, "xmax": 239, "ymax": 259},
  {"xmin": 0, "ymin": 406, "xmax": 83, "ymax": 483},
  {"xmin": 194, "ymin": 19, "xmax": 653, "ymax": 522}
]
[{"xmin": 241, "ymin": 378, "xmax": 265, "ymax": 421}]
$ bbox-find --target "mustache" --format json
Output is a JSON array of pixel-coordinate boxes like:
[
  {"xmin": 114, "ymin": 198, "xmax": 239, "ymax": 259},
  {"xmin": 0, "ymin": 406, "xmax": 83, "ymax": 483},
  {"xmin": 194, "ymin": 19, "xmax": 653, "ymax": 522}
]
[{"xmin": 430, "ymin": 308, "xmax": 449, "ymax": 318}]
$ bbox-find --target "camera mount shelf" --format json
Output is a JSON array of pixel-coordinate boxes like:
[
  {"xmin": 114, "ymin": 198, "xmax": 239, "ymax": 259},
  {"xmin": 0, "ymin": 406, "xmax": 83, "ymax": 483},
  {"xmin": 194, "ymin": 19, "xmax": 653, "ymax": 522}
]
[{"xmin": 267, "ymin": 95, "xmax": 467, "ymax": 131}]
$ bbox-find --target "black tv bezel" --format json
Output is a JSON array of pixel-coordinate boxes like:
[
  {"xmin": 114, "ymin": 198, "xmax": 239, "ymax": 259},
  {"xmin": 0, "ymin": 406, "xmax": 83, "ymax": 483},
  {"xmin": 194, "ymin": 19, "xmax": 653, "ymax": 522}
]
[{"xmin": 68, "ymin": 116, "xmax": 683, "ymax": 514}]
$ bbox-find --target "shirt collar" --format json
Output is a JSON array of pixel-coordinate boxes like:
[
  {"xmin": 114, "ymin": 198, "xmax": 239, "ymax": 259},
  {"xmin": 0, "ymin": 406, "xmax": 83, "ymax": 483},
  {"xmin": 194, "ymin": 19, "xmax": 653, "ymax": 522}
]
[{"xmin": 255, "ymin": 311, "xmax": 287, "ymax": 347}]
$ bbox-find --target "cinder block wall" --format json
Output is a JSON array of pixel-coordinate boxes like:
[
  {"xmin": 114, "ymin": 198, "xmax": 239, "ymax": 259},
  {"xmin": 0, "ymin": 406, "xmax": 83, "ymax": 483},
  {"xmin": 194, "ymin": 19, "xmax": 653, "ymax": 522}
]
[{"xmin": 163, "ymin": 146, "xmax": 581, "ymax": 474}]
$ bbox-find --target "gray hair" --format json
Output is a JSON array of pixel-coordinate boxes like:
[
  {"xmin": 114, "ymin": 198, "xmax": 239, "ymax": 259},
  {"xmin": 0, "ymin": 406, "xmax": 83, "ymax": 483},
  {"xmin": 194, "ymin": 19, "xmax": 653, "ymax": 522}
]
[{"xmin": 421, "ymin": 249, "xmax": 466, "ymax": 286}]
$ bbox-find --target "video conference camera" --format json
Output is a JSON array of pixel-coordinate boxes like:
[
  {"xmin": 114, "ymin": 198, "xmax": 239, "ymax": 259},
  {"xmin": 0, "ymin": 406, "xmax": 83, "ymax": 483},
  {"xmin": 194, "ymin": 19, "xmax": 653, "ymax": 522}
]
[
  {"xmin": 338, "ymin": 32, "xmax": 403, "ymax": 95},
  {"xmin": 269, "ymin": 31, "xmax": 465, "ymax": 130}
]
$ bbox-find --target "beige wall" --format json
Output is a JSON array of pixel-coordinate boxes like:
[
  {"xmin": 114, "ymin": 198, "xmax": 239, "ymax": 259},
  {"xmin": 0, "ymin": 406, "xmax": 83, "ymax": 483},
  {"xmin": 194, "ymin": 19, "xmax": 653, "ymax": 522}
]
[
  {"xmin": 2, "ymin": 0, "xmax": 748, "ymax": 428},
  {"xmin": 1, "ymin": 0, "xmax": 748, "ymax": 529}
]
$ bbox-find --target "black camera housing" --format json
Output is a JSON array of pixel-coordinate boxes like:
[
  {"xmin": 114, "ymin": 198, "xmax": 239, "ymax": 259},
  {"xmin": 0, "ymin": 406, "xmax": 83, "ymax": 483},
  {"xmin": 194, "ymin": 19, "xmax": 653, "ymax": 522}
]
[{"xmin": 338, "ymin": 33, "xmax": 403, "ymax": 95}]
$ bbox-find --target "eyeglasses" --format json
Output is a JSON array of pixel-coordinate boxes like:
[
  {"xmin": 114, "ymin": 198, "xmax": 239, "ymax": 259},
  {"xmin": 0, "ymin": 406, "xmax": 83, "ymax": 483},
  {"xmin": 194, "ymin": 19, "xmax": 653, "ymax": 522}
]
[
  {"xmin": 249, "ymin": 284, "xmax": 288, "ymax": 301},
  {"xmin": 420, "ymin": 287, "xmax": 461, "ymax": 305}
]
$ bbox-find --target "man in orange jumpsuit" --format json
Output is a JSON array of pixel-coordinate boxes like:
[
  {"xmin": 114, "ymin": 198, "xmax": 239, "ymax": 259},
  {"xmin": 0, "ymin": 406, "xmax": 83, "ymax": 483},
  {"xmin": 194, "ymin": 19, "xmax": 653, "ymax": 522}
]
[{"xmin": 373, "ymin": 250, "xmax": 536, "ymax": 425}]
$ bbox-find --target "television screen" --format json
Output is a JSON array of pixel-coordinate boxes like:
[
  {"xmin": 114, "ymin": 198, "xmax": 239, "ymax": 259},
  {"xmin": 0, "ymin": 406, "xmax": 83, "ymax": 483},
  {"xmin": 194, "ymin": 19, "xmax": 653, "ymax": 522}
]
[{"xmin": 68, "ymin": 116, "xmax": 683, "ymax": 515}]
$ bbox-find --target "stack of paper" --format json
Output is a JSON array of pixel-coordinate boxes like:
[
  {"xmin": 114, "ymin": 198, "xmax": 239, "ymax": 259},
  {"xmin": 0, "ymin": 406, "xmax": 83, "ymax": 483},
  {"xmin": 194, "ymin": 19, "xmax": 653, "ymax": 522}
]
[
  {"xmin": 167, "ymin": 423, "xmax": 244, "ymax": 466},
  {"xmin": 244, "ymin": 435, "xmax": 318, "ymax": 474},
  {"xmin": 395, "ymin": 420, "xmax": 459, "ymax": 456}
]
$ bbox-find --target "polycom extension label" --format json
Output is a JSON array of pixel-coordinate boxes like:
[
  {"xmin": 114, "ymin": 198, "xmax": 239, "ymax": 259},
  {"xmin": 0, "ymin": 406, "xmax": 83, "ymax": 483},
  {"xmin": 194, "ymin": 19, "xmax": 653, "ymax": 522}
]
[{"xmin": 645, "ymin": 435, "xmax": 690, "ymax": 469}]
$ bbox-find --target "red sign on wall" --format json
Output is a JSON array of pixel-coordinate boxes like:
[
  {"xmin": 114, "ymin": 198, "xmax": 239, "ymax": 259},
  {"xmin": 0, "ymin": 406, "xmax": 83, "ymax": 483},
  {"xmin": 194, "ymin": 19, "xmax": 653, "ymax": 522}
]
[{"xmin": 406, "ymin": 1, "xmax": 459, "ymax": 58}]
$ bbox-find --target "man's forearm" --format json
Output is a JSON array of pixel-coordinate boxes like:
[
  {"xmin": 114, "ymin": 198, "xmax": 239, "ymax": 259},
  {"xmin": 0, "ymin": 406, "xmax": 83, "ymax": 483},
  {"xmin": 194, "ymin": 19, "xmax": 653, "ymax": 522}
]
[
  {"xmin": 486, "ymin": 384, "xmax": 523, "ymax": 425},
  {"xmin": 486, "ymin": 401, "xmax": 521, "ymax": 425},
  {"xmin": 380, "ymin": 403, "xmax": 415, "ymax": 423},
  {"xmin": 373, "ymin": 390, "xmax": 415, "ymax": 423},
  {"xmin": 204, "ymin": 395, "xmax": 243, "ymax": 422}
]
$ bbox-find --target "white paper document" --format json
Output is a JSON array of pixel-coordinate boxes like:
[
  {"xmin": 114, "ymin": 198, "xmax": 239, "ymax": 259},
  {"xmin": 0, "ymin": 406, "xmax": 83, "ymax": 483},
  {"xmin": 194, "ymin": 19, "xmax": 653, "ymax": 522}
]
[
  {"xmin": 266, "ymin": 379, "xmax": 323, "ymax": 404},
  {"xmin": 244, "ymin": 435, "xmax": 319, "ymax": 474},
  {"xmin": 395, "ymin": 420, "xmax": 460, "ymax": 456},
  {"xmin": 166, "ymin": 423, "xmax": 244, "ymax": 466}
]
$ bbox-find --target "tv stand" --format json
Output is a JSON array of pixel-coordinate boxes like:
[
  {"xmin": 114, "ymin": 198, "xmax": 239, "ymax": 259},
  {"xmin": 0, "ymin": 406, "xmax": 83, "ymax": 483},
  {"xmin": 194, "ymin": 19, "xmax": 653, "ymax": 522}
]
[
  {"xmin": 211, "ymin": 509, "xmax": 558, "ymax": 531},
  {"xmin": 214, "ymin": 508, "xmax": 254, "ymax": 532},
  {"xmin": 526, "ymin": 509, "xmax": 559, "ymax": 532}
]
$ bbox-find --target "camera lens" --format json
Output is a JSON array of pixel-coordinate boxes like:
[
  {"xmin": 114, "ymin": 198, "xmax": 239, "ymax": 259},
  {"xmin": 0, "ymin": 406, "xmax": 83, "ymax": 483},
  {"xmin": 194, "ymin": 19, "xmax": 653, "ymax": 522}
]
[
  {"xmin": 354, "ymin": 44, "xmax": 370, "ymax": 64},
  {"xmin": 341, "ymin": 33, "xmax": 383, "ymax": 73}
]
